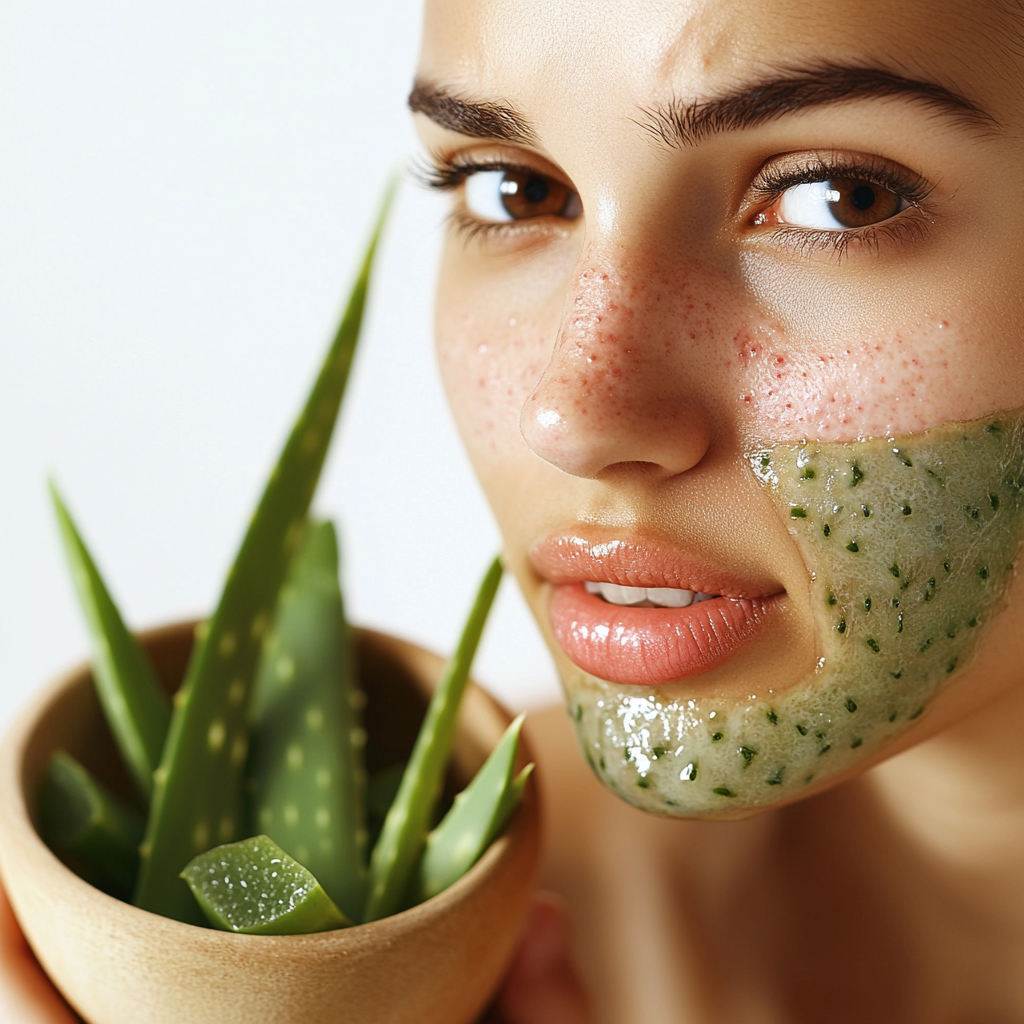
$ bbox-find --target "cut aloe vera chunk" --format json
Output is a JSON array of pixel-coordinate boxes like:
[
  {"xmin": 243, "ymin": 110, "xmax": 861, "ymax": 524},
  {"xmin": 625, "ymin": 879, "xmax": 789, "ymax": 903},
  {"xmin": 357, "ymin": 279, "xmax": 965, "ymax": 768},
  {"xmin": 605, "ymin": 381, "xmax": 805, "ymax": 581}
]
[
  {"xmin": 136, "ymin": 189, "xmax": 394, "ymax": 924},
  {"xmin": 181, "ymin": 835, "xmax": 349, "ymax": 934},
  {"xmin": 37, "ymin": 750, "xmax": 145, "ymax": 896},
  {"xmin": 417, "ymin": 714, "xmax": 531, "ymax": 902},
  {"xmin": 247, "ymin": 520, "xmax": 366, "ymax": 922},
  {"xmin": 50, "ymin": 484, "xmax": 170, "ymax": 802},
  {"xmin": 363, "ymin": 556, "xmax": 503, "ymax": 922}
]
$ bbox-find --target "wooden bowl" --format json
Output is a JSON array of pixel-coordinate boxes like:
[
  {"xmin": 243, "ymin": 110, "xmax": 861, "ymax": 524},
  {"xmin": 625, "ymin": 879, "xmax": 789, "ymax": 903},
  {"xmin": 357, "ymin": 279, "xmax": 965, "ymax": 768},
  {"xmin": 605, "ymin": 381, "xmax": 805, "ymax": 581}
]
[{"xmin": 0, "ymin": 622, "xmax": 541, "ymax": 1024}]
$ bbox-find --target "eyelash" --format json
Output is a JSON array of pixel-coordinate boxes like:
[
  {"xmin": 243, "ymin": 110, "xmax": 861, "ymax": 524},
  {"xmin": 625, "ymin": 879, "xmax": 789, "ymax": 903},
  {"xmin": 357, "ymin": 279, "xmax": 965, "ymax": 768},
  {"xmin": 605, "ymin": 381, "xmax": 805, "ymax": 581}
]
[
  {"xmin": 415, "ymin": 151, "xmax": 937, "ymax": 254},
  {"xmin": 745, "ymin": 153, "xmax": 936, "ymax": 257},
  {"xmin": 413, "ymin": 154, "xmax": 574, "ymax": 242}
]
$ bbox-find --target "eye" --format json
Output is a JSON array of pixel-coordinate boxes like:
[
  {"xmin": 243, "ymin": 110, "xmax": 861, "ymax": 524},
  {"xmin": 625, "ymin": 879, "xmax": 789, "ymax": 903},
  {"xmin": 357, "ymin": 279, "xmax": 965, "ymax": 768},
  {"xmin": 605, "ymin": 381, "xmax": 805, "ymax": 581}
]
[
  {"xmin": 464, "ymin": 168, "xmax": 582, "ymax": 223},
  {"xmin": 770, "ymin": 178, "xmax": 907, "ymax": 230}
]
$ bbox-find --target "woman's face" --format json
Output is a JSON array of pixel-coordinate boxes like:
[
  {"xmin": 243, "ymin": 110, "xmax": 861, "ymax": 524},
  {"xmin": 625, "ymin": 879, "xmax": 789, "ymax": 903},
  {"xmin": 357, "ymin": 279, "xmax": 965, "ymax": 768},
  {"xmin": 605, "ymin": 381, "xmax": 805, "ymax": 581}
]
[{"xmin": 414, "ymin": 0, "xmax": 1024, "ymax": 815}]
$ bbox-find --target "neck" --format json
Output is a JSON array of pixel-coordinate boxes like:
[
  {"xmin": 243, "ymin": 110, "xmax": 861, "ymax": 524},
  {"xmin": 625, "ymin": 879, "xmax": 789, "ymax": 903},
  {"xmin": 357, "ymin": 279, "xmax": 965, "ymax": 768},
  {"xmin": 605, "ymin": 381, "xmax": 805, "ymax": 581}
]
[{"xmin": 869, "ymin": 666, "xmax": 1024, "ymax": 916}]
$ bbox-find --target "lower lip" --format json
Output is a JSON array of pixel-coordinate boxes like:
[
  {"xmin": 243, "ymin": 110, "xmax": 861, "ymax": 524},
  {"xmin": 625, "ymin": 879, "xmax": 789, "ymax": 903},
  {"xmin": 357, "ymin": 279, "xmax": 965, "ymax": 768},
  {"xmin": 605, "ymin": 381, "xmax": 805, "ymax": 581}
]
[{"xmin": 549, "ymin": 583, "xmax": 776, "ymax": 686}]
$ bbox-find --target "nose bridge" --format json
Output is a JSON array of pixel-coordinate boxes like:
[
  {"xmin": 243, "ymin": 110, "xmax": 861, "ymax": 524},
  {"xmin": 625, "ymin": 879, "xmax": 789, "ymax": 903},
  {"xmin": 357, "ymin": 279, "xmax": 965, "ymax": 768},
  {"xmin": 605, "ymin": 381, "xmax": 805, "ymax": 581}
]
[{"xmin": 519, "ymin": 243, "xmax": 712, "ymax": 480}]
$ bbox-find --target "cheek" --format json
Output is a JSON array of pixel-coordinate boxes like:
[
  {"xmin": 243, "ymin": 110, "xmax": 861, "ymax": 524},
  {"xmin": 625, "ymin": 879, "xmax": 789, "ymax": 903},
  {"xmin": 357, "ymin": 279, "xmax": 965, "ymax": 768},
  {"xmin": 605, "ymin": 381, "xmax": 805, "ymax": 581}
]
[
  {"xmin": 434, "ymin": 250, "xmax": 569, "ymax": 465},
  {"xmin": 737, "ymin": 318, "xmax": 1024, "ymax": 443}
]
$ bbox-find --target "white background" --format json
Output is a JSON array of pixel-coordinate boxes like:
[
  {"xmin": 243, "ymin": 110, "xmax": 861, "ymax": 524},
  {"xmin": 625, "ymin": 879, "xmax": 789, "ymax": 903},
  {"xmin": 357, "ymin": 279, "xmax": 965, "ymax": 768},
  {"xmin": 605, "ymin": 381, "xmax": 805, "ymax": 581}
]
[{"xmin": 0, "ymin": 2, "xmax": 560, "ymax": 733}]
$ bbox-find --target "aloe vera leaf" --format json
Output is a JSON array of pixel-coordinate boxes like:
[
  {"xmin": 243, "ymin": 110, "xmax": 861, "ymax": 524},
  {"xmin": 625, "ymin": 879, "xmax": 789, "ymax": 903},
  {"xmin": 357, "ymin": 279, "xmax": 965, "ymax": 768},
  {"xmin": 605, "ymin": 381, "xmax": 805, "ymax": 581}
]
[
  {"xmin": 247, "ymin": 520, "xmax": 367, "ymax": 922},
  {"xmin": 37, "ymin": 750, "xmax": 145, "ymax": 896},
  {"xmin": 363, "ymin": 555, "xmax": 503, "ymax": 922},
  {"xmin": 416, "ymin": 714, "xmax": 530, "ymax": 902},
  {"xmin": 49, "ymin": 483, "xmax": 170, "ymax": 802},
  {"xmin": 181, "ymin": 835, "xmax": 349, "ymax": 934},
  {"xmin": 135, "ymin": 188, "xmax": 394, "ymax": 924}
]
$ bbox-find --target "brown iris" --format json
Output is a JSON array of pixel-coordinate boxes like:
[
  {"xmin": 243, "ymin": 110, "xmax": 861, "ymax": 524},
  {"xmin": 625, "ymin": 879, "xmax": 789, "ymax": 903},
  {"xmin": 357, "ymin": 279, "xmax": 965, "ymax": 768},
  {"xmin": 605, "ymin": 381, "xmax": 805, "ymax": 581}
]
[
  {"xmin": 822, "ymin": 178, "xmax": 903, "ymax": 228},
  {"xmin": 498, "ymin": 171, "xmax": 578, "ymax": 220}
]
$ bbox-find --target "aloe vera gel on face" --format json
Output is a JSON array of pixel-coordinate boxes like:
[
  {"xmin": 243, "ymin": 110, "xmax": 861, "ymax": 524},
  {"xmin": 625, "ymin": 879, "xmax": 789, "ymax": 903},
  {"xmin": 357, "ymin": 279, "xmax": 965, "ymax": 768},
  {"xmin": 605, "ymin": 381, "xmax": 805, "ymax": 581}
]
[{"xmin": 570, "ymin": 412, "xmax": 1024, "ymax": 816}]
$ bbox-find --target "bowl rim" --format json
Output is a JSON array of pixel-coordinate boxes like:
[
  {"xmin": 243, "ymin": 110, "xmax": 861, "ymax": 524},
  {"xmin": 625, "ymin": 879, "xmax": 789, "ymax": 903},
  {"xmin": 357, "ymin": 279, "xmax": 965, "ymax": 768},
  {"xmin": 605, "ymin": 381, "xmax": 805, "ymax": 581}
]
[{"xmin": 0, "ymin": 619, "xmax": 540, "ymax": 952}]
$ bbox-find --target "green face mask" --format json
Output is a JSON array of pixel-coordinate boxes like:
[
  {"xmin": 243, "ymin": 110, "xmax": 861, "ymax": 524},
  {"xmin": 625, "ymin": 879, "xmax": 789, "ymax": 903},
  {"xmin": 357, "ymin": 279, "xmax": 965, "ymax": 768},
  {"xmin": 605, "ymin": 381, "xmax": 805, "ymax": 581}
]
[{"xmin": 567, "ymin": 411, "xmax": 1024, "ymax": 816}]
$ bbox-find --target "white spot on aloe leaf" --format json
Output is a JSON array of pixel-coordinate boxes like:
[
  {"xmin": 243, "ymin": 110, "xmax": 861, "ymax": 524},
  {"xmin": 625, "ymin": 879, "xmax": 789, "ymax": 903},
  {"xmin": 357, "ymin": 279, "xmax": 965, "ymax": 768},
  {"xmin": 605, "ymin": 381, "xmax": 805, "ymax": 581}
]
[
  {"xmin": 276, "ymin": 656, "xmax": 295, "ymax": 684},
  {"xmin": 207, "ymin": 720, "xmax": 226, "ymax": 753},
  {"xmin": 219, "ymin": 632, "xmax": 236, "ymax": 657},
  {"xmin": 286, "ymin": 744, "xmax": 304, "ymax": 770},
  {"xmin": 227, "ymin": 677, "xmax": 245, "ymax": 706},
  {"xmin": 315, "ymin": 807, "xmax": 330, "ymax": 828},
  {"xmin": 193, "ymin": 821, "xmax": 209, "ymax": 851},
  {"xmin": 231, "ymin": 734, "xmax": 248, "ymax": 766},
  {"xmin": 305, "ymin": 706, "xmax": 324, "ymax": 731},
  {"xmin": 250, "ymin": 611, "xmax": 269, "ymax": 641},
  {"xmin": 284, "ymin": 805, "xmax": 299, "ymax": 827},
  {"xmin": 315, "ymin": 768, "xmax": 331, "ymax": 789}
]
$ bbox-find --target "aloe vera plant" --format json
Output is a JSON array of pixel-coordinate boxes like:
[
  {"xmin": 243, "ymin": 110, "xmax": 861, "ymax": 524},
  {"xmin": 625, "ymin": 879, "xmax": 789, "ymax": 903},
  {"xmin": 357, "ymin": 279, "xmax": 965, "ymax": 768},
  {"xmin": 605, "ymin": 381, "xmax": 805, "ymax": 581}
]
[
  {"xmin": 247, "ymin": 519, "xmax": 367, "ymax": 921},
  {"xmin": 363, "ymin": 555, "xmax": 504, "ymax": 922},
  {"xmin": 39, "ymin": 182, "xmax": 534, "ymax": 935},
  {"xmin": 50, "ymin": 485, "xmax": 170, "ymax": 801},
  {"xmin": 135, "ymin": 190, "xmax": 393, "ymax": 923}
]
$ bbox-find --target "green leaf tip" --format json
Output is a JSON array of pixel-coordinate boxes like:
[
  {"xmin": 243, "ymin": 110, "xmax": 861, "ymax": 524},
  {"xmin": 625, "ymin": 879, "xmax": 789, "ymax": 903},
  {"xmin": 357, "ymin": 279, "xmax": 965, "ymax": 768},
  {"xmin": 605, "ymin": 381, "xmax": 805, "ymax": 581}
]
[
  {"xmin": 248, "ymin": 518, "xmax": 368, "ymax": 922},
  {"xmin": 417, "ymin": 712, "xmax": 531, "ymax": 902},
  {"xmin": 363, "ymin": 555, "xmax": 504, "ymax": 922},
  {"xmin": 181, "ymin": 835, "xmax": 350, "ymax": 935},
  {"xmin": 48, "ymin": 481, "xmax": 170, "ymax": 802},
  {"xmin": 135, "ymin": 192, "xmax": 394, "ymax": 924},
  {"xmin": 37, "ymin": 750, "xmax": 145, "ymax": 898}
]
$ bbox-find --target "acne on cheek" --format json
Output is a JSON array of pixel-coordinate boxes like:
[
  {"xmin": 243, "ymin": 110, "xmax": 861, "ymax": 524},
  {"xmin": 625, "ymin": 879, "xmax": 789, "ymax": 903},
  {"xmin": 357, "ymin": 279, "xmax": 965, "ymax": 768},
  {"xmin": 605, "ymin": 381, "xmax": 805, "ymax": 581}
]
[
  {"xmin": 435, "ymin": 314, "xmax": 548, "ymax": 458},
  {"xmin": 738, "ymin": 320, "xmax": 1024, "ymax": 443}
]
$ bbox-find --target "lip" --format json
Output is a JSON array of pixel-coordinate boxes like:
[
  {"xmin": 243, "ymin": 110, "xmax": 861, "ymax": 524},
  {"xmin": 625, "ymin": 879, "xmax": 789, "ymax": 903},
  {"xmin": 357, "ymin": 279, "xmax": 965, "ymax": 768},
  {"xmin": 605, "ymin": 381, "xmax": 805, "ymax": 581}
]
[{"xmin": 531, "ymin": 533, "xmax": 784, "ymax": 686}]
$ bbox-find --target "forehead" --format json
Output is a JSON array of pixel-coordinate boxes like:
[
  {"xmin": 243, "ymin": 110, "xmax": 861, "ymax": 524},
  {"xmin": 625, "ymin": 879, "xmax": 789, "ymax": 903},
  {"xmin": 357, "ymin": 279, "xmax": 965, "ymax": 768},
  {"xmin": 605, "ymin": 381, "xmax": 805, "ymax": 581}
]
[{"xmin": 418, "ymin": 0, "xmax": 1017, "ymax": 127}]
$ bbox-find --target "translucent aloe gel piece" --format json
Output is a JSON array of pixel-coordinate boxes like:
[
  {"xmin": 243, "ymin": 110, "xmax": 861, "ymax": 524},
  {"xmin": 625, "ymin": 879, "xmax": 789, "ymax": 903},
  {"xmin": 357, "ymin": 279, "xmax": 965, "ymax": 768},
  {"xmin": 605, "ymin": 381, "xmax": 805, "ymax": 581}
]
[
  {"xmin": 569, "ymin": 412, "xmax": 1024, "ymax": 816},
  {"xmin": 363, "ymin": 556, "xmax": 503, "ymax": 922},
  {"xmin": 50, "ymin": 484, "xmax": 170, "ymax": 801},
  {"xmin": 247, "ymin": 520, "xmax": 367, "ymax": 922},
  {"xmin": 135, "ymin": 187, "xmax": 394, "ymax": 923},
  {"xmin": 181, "ymin": 835, "xmax": 349, "ymax": 935}
]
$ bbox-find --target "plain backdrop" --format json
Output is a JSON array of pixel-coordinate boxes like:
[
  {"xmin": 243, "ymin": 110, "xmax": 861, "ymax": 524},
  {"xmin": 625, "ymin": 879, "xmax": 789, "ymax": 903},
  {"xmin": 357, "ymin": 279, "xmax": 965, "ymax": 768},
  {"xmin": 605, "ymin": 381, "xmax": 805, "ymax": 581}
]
[{"xmin": 0, "ymin": 1, "xmax": 561, "ymax": 734}]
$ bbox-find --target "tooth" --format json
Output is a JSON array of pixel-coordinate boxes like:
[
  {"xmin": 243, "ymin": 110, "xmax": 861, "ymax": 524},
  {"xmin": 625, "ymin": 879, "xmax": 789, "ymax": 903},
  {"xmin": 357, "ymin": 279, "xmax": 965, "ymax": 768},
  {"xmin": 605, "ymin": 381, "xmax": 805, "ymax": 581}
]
[
  {"xmin": 598, "ymin": 583, "xmax": 648, "ymax": 605},
  {"xmin": 646, "ymin": 587, "xmax": 694, "ymax": 608},
  {"xmin": 584, "ymin": 581, "xmax": 602, "ymax": 595}
]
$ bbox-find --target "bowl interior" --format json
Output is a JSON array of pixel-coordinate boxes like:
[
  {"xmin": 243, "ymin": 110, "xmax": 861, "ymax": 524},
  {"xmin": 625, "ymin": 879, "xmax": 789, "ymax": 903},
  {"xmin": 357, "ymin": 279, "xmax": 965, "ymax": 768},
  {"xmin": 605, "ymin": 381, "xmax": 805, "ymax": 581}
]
[{"xmin": 20, "ymin": 621, "xmax": 509, "ymax": 887}]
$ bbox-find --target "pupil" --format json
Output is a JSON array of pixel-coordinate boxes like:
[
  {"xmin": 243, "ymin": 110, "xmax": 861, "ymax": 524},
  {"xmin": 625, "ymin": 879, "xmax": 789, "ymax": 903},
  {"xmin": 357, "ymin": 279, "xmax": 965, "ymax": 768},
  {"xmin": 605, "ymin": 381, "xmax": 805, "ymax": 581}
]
[
  {"xmin": 524, "ymin": 176, "xmax": 549, "ymax": 203},
  {"xmin": 850, "ymin": 185, "xmax": 876, "ymax": 211}
]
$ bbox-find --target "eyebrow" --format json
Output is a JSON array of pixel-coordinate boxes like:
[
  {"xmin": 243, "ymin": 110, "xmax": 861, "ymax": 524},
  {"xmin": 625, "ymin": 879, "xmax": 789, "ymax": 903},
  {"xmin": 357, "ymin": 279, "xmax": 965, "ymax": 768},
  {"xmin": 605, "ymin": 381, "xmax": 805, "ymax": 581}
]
[
  {"xmin": 410, "ymin": 64, "xmax": 996, "ymax": 149},
  {"xmin": 408, "ymin": 81, "xmax": 537, "ymax": 145},
  {"xmin": 646, "ymin": 62, "xmax": 997, "ymax": 146}
]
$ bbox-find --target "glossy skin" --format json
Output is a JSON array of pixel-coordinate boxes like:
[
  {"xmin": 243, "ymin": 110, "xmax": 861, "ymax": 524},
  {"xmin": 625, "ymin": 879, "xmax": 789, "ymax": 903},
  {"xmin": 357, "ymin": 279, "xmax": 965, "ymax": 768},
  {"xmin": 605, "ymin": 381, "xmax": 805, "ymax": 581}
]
[{"xmin": 413, "ymin": 0, "xmax": 1024, "ymax": 1019}]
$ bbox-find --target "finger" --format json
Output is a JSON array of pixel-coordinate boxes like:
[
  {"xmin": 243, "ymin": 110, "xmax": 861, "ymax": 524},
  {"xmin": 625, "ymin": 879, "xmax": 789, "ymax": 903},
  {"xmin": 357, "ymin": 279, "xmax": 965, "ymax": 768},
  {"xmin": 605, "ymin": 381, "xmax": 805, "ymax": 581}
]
[
  {"xmin": 0, "ymin": 882, "xmax": 82, "ymax": 1023},
  {"xmin": 495, "ymin": 891, "xmax": 592, "ymax": 1024}
]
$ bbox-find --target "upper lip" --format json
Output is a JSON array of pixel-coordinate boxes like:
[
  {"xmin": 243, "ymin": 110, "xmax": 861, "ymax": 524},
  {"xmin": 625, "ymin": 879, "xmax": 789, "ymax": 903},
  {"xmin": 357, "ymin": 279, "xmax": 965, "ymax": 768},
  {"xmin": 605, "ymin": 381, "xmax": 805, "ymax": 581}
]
[{"xmin": 529, "ymin": 531, "xmax": 783, "ymax": 599}]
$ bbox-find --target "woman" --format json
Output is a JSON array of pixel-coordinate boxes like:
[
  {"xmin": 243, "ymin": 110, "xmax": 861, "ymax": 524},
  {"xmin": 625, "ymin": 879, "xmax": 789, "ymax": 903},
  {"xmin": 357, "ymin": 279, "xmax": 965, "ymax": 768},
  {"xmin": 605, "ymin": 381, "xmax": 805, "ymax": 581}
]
[
  {"xmin": 4, "ymin": 0, "xmax": 1022, "ymax": 1020},
  {"xmin": 410, "ymin": 0, "xmax": 1024, "ymax": 1020}
]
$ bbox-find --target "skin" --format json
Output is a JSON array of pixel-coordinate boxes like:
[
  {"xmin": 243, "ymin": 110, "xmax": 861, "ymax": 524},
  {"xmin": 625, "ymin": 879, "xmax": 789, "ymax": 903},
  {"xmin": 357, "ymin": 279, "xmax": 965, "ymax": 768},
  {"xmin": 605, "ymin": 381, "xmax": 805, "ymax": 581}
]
[{"xmin": 412, "ymin": 0, "xmax": 1024, "ymax": 1019}]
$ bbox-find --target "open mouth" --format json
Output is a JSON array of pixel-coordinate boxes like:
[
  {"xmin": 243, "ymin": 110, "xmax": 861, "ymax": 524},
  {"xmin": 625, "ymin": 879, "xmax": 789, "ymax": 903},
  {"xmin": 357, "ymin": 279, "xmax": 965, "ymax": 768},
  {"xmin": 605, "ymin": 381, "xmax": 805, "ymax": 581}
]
[
  {"xmin": 531, "ymin": 534, "xmax": 784, "ymax": 687},
  {"xmin": 582, "ymin": 581, "xmax": 719, "ymax": 608}
]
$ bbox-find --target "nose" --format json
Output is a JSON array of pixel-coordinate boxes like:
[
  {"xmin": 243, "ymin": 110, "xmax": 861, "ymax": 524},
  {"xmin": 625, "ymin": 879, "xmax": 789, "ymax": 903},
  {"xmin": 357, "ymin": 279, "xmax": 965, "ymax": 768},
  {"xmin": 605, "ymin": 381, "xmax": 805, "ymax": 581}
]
[{"xmin": 520, "ymin": 257, "xmax": 713, "ymax": 480}]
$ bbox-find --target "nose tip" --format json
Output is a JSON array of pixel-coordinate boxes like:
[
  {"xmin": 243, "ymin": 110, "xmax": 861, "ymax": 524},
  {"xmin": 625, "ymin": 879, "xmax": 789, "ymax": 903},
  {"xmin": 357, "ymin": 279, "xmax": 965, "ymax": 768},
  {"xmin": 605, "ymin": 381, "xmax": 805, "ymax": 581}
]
[{"xmin": 519, "ymin": 265, "xmax": 713, "ymax": 480}]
